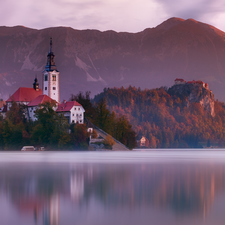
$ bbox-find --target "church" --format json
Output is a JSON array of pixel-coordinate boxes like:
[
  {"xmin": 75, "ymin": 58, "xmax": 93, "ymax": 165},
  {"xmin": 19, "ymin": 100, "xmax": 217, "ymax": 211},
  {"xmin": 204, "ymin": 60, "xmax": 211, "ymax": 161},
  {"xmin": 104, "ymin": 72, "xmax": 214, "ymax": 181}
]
[{"xmin": 1, "ymin": 38, "xmax": 85, "ymax": 124}]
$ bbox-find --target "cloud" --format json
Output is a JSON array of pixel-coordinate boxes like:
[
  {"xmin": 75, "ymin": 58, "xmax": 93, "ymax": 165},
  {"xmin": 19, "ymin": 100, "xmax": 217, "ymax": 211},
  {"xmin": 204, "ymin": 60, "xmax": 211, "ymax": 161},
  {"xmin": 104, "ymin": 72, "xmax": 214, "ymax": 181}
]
[
  {"xmin": 156, "ymin": 0, "xmax": 225, "ymax": 31},
  {"xmin": 1, "ymin": 0, "xmax": 225, "ymax": 32},
  {"xmin": 0, "ymin": 0, "xmax": 166, "ymax": 32},
  {"xmin": 0, "ymin": 0, "xmax": 109, "ymax": 29}
]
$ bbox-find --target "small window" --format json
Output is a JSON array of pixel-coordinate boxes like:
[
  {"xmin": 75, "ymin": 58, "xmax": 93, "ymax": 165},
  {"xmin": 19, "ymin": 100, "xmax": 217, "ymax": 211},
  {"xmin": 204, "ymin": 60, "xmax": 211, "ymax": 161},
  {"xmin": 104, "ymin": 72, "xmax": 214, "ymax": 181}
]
[
  {"xmin": 45, "ymin": 87, "xmax": 47, "ymax": 90},
  {"xmin": 80, "ymin": 120, "xmax": 82, "ymax": 123},
  {"xmin": 52, "ymin": 75, "xmax": 56, "ymax": 81},
  {"xmin": 45, "ymin": 75, "xmax": 48, "ymax": 81},
  {"xmin": 78, "ymin": 108, "xmax": 80, "ymax": 111},
  {"xmin": 72, "ymin": 120, "xmax": 74, "ymax": 123},
  {"xmin": 72, "ymin": 114, "xmax": 74, "ymax": 116},
  {"xmin": 76, "ymin": 114, "xmax": 78, "ymax": 117},
  {"xmin": 75, "ymin": 108, "xmax": 76, "ymax": 110},
  {"xmin": 80, "ymin": 114, "xmax": 82, "ymax": 116},
  {"xmin": 53, "ymin": 87, "xmax": 56, "ymax": 90}
]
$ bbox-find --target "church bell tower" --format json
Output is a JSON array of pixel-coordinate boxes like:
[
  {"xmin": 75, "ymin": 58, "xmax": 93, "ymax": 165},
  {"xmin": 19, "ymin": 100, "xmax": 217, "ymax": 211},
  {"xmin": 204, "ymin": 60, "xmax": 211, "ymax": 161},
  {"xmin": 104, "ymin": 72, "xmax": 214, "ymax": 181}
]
[{"xmin": 43, "ymin": 38, "xmax": 60, "ymax": 103}]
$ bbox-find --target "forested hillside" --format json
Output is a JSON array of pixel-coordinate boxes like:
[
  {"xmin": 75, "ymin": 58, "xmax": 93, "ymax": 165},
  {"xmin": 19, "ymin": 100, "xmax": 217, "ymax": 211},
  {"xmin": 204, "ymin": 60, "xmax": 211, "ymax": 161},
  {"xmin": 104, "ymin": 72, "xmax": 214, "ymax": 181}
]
[
  {"xmin": 93, "ymin": 86, "xmax": 225, "ymax": 148},
  {"xmin": 0, "ymin": 94, "xmax": 136, "ymax": 150}
]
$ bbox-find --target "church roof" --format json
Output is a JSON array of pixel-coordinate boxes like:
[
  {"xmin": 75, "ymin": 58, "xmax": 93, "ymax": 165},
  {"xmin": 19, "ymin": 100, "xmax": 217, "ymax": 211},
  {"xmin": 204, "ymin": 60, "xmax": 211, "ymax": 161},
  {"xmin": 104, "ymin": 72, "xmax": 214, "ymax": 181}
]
[
  {"xmin": 6, "ymin": 87, "xmax": 43, "ymax": 103},
  {"xmin": 56, "ymin": 101, "xmax": 83, "ymax": 112},
  {"xmin": 27, "ymin": 95, "xmax": 56, "ymax": 107}
]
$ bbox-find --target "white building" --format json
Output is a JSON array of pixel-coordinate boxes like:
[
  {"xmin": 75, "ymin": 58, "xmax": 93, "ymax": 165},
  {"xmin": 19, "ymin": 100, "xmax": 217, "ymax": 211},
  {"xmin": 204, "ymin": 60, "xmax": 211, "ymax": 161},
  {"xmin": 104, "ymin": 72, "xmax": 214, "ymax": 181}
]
[
  {"xmin": 56, "ymin": 101, "xmax": 85, "ymax": 124},
  {"xmin": 42, "ymin": 38, "xmax": 60, "ymax": 103},
  {"xmin": 27, "ymin": 94, "xmax": 56, "ymax": 121}
]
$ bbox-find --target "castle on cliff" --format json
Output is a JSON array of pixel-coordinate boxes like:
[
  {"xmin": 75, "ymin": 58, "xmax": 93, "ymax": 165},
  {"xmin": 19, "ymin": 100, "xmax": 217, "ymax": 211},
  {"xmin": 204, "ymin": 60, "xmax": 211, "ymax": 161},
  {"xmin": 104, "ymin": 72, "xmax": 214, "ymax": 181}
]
[
  {"xmin": 172, "ymin": 78, "xmax": 215, "ymax": 117},
  {"xmin": 174, "ymin": 78, "xmax": 209, "ymax": 89}
]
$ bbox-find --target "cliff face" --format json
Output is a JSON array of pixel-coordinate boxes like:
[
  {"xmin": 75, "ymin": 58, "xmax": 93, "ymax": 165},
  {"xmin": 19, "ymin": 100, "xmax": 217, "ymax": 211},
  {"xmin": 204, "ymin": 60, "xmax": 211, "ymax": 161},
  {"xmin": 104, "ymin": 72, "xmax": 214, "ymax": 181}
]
[{"xmin": 168, "ymin": 83, "xmax": 215, "ymax": 116}]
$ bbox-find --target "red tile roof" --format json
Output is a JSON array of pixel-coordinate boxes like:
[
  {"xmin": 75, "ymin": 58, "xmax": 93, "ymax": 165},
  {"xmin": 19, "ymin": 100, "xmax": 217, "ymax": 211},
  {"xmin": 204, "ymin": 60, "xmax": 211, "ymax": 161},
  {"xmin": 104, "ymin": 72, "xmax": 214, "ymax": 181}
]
[
  {"xmin": 175, "ymin": 78, "xmax": 186, "ymax": 82},
  {"xmin": 56, "ymin": 101, "xmax": 82, "ymax": 112},
  {"xmin": 6, "ymin": 87, "xmax": 43, "ymax": 103},
  {"xmin": 27, "ymin": 95, "xmax": 56, "ymax": 107}
]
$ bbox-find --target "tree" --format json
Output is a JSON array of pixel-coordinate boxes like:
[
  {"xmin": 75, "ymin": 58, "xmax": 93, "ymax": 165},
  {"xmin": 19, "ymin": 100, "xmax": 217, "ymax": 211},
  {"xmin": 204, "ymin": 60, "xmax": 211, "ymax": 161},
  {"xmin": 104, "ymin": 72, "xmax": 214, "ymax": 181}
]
[
  {"xmin": 95, "ymin": 99, "xmax": 116, "ymax": 135},
  {"xmin": 6, "ymin": 101, "xmax": 26, "ymax": 125},
  {"xmin": 0, "ymin": 121, "xmax": 3, "ymax": 149},
  {"xmin": 1, "ymin": 102, "xmax": 28, "ymax": 150},
  {"xmin": 70, "ymin": 123, "xmax": 89, "ymax": 150},
  {"xmin": 115, "ymin": 115, "xmax": 136, "ymax": 149},
  {"xmin": 2, "ymin": 120, "xmax": 23, "ymax": 150},
  {"xmin": 103, "ymin": 135, "xmax": 116, "ymax": 149},
  {"xmin": 31, "ymin": 101, "xmax": 70, "ymax": 149}
]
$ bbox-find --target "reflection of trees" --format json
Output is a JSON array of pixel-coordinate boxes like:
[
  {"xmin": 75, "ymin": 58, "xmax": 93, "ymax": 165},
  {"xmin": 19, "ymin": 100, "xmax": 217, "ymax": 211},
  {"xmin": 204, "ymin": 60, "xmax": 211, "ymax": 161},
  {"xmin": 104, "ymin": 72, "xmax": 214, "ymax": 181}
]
[
  {"xmin": 142, "ymin": 164, "xmax": 218, "ymax": 215},
  {"xmin": 81, "ymin": 163, "xmax": 225, "ymax": 216},
  {"xmin": 0, "ymin": 168, "xmax": 68, "ymax": 197},
  {"xmin": 2, "ymin": 162, "xmax": 225, "ymax": 219},
  {"xmin": 82, "ymin": 166, "xmax": 131, "ymax": 204},
  {"xmin": 0, "ymin": 164, "xmax": 69, "ymax": 217}
]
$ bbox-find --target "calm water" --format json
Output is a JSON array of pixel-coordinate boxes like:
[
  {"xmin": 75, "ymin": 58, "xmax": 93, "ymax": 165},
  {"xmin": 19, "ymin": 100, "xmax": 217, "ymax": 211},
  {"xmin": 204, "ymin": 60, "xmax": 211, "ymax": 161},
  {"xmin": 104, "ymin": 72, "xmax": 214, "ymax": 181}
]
[{"xmin": 1, "ymin": 150, "xmax": 225, "ymax": 225}]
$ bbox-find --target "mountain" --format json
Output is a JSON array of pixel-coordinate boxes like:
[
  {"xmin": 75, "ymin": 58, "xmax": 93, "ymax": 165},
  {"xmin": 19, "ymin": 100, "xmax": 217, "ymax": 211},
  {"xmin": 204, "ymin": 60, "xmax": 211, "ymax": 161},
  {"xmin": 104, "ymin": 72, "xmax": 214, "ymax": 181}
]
[{"xmin": 1, "ymin": 17, "xmax": 225, "ymax": 101}]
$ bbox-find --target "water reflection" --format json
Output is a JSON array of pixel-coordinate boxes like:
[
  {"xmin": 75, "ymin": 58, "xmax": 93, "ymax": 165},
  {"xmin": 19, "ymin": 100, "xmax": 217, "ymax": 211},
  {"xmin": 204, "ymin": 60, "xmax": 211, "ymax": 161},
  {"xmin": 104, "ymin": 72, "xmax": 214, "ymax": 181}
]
[{"xmin": 1, "ymin": 153, "xmax": 225, "ymax": 224}]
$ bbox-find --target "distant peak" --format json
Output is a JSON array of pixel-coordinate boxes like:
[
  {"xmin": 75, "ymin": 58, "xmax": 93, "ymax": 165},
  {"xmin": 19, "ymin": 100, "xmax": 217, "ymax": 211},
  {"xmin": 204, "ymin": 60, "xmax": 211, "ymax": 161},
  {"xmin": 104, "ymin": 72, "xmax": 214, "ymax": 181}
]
[
  {"xmin": 186, "ymin": 18, "xmax": 198, "ymax": 23},
  {"xmin": 169, "ymin": 17, "xmax": 185, "ymax": 22},
  {"xmin": 156, "ymin": 17, "xmax": 185, "ymax": 30}
]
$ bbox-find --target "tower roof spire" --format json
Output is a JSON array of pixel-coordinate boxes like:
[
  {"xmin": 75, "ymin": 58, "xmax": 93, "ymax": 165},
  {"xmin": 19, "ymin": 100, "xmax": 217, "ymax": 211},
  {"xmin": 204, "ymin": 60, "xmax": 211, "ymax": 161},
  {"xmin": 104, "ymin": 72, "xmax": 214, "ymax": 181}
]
[
  {"xmin": 45, "ymin": 37, "xmax": 58, "ymax": 72},
  {"xmin": 49, "ymin": 37, "xmax": 52, "ymax": 53}
]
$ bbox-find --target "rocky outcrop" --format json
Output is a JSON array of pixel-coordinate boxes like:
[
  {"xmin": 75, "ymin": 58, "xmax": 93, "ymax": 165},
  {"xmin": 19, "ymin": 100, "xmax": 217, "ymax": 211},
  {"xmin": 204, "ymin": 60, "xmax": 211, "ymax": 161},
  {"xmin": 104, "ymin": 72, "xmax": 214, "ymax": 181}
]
[{"xmin": 168, "ymin": 82, "xmax": 215, "ymax": 116}]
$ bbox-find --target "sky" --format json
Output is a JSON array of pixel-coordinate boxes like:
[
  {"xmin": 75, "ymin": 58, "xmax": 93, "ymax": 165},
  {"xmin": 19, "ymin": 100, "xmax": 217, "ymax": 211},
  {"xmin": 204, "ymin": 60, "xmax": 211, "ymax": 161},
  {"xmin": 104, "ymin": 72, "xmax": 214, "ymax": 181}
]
[{"xmin": 1, "ymin": 0, "xmax": 225, "ymax": 32}]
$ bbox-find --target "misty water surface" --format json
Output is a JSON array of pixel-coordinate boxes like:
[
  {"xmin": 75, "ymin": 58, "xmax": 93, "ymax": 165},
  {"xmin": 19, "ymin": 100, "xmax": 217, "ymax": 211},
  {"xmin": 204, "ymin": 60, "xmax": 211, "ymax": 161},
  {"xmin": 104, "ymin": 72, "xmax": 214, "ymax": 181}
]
[{"xmin": 0, "ymin": 150, "xmax": 225, "ymax": 225}]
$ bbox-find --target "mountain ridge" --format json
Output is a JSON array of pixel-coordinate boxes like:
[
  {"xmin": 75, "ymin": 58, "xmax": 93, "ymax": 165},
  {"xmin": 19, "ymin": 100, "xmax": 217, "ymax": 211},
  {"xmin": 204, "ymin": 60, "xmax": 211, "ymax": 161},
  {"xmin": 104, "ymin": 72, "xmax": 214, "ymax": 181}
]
[{"xmin": 1, "ymin": 18, "xmax": 225, "ymax": 102}]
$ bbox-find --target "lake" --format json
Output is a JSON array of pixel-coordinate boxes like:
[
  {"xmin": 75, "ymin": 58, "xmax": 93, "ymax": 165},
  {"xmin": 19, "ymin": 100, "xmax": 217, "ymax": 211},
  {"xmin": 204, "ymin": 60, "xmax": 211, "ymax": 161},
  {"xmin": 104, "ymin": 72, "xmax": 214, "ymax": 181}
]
[{"xmin": 1, "ymin": 150, "xmax": 225, "ymax": 225}]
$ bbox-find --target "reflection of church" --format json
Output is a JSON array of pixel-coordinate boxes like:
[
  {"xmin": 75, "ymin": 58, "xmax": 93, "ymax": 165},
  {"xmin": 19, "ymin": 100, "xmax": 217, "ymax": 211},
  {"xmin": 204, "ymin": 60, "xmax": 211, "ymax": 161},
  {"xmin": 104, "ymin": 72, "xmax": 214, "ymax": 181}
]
[
  {"xmin": 70, "ymin": 173, "xmax": 84, "ymax": 201},
  {"xmin": 1, "ymin": 38, "xmax": 85, "ymax": 124},
  {"xmin": 43, "ymin": 194, "xmax": 59, "ymax": 225}
]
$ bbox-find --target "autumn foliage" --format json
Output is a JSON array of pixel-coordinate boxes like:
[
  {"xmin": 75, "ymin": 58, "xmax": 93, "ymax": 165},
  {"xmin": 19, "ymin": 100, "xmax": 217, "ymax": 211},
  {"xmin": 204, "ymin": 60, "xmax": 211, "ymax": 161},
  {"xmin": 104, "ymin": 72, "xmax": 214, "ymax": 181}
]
[{"xmin": 93, "ymin": 86, "xmax": 225, "ymax": 148}]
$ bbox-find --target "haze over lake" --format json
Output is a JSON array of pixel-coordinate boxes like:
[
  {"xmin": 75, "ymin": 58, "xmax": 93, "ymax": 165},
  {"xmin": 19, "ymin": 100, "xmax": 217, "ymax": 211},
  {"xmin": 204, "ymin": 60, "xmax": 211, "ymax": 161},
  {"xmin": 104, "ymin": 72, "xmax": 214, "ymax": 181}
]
[{"xmin": 1, "ymin": 150, "xmax": 225, "ymax": 225}]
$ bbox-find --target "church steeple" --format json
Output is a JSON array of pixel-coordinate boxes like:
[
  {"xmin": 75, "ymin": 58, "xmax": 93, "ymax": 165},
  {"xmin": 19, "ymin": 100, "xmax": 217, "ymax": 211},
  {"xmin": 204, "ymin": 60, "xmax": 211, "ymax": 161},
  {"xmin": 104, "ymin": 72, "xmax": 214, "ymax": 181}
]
[
  {"xmin": 45, "ymin": 37, "xmax": 58, "ymax": 72},
  {"xmin": 43, "ymin": 38, "xmax": 60, "ymax": 103}
]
